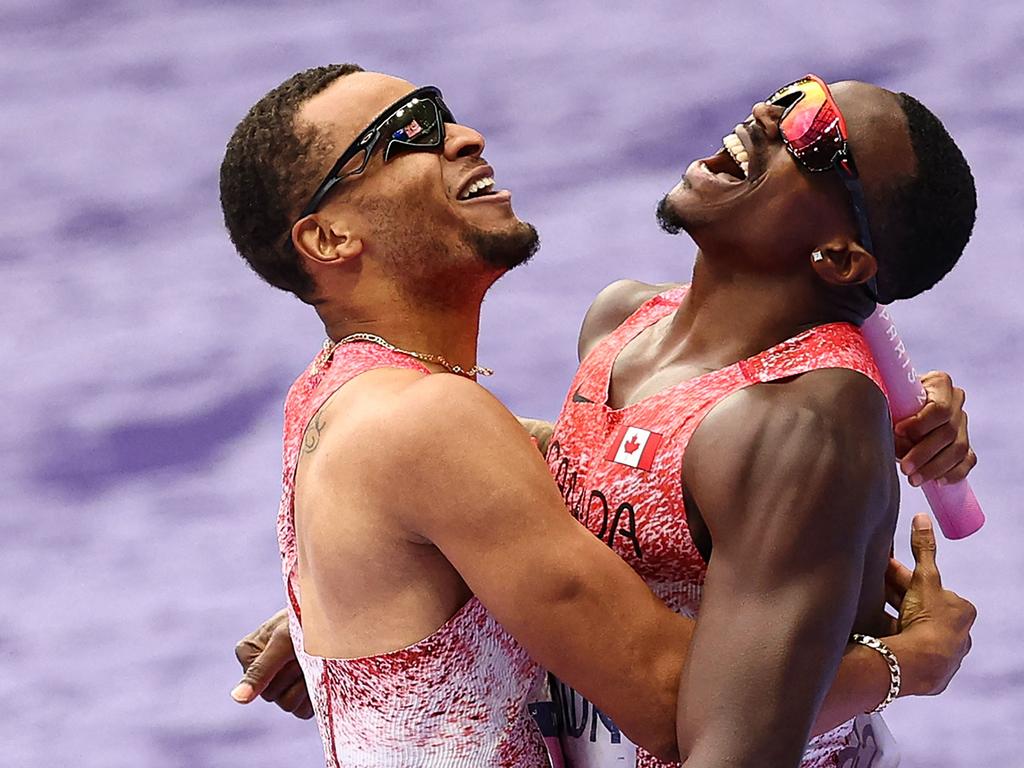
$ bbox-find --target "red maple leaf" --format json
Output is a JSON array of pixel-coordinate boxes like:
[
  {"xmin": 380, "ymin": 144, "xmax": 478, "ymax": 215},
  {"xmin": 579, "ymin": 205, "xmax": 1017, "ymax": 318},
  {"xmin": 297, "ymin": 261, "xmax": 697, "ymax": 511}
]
[{"xmin": 623, "ymin": 435, "xmax": 641, "ymax": 454}]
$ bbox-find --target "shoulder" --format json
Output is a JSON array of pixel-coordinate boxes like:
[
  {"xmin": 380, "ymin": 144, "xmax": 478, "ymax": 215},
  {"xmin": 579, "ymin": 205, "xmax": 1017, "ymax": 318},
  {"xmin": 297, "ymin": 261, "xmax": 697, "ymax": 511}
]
[
  {"xmin": 577, "ymin": 279, "xmax": 680, "ymax": 361},
  {"xmin": 314, "ymin": 370, "xmax": 519, "ymax": 475},
  {"xmin": 699, "ymin": 367, "xmax": 889, "ymax": 446},
  {"xmin": 686, "ymin": 368, "xmax": 893, "ymax": 538}
]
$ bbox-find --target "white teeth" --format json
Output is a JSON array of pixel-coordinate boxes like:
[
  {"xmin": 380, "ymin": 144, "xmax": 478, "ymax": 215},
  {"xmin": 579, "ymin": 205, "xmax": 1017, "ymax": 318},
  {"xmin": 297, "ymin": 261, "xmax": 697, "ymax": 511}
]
[
  {"xmin": 721, "ymin": 132, "xmax": 749, "ymax": 179},
  {"xmin": 460, "ymin": 176, "xmax": 495, "ymax": 200}
]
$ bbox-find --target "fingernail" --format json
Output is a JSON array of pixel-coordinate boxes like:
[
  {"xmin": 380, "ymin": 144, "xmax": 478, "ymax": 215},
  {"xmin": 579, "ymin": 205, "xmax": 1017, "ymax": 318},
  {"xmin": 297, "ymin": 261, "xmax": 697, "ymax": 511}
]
[
  {"xmin": 909, "ymin": 473, "xmax": 923, "ymax": 487},
  {"xmin": 936, "ymin": 477, "xmax": 948, "ymax": 487},
  {"xmin": 231, "ymin": 683, "xmax": 253, "ymax": 703},
  {"xmin": 903, "ymin": 460, "xmax": 917, "ymax": 475},
  {"xmin": 913, "ymin": 514, "xmax": 932, "ymax": 531}
]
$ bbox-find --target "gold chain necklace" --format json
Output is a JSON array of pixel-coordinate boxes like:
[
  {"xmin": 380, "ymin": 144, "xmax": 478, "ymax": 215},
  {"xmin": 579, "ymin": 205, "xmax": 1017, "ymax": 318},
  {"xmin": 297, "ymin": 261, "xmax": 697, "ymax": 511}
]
[{"xmin": 313, "ymin": 333, "xmax": 493, "ymax": 378}]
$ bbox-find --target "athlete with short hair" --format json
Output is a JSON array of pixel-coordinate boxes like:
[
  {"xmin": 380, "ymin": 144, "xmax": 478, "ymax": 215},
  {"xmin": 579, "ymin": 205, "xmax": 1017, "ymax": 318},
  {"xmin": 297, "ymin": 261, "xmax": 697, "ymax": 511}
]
[{"xmin": 221, "ymin": 66, "xmax": 977, "ymax": 767}]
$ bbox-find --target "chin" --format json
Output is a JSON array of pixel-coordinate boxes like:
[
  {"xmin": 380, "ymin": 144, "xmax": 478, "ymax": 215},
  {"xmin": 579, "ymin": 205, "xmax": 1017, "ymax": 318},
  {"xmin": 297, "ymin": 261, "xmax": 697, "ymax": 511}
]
[
  {"xmin": 466, "ymin": 219, "xmax": 540, "ymax": 271},
  {"xmin": 475, "ymin": 218, "xmax": 540, "ymax": 272},
  {"xmin": 656, "ymin": 184, "xmax": 698, "ymax": 236}
]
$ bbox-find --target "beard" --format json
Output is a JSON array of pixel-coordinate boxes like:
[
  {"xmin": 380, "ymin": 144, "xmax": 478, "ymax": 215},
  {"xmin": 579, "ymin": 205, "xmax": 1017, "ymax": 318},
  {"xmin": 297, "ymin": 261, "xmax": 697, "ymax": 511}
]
[
  {"xmin": 463, "ymin": 219, "xmax": 540, "ymax": 271},
  {"xmin": 357, "ymin": 192, "xmax": 540, "ymax": 308},
  {"xmin": 655, "ymin": 193, "xmax": 687, "ymax": 235}
]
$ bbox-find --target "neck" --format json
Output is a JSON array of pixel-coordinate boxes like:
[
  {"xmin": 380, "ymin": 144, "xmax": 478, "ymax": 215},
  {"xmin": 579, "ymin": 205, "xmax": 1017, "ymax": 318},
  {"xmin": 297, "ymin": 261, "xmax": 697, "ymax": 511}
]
[
  {"xmin": 317, "ymin": 286, "xmax": 485, "ymax": 377},
  {"xmin": 666, "ymin": 249, "xmax": 853, "ymax": 365}
]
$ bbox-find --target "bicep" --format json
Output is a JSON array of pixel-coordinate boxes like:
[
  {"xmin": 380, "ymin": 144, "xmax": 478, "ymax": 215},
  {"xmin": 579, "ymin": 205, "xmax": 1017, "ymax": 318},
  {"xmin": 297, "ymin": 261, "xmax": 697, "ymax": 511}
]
[
  {"xmin": 375, "ymin": 378, "xmax": 689, "ymax": 754},
  {"xmin": 678, "ymin": 381, "xmax": 892, "ymax": 764},
  {"xmin": 678, "ymin": 533, "xmax": 866, "ymax": 765}
]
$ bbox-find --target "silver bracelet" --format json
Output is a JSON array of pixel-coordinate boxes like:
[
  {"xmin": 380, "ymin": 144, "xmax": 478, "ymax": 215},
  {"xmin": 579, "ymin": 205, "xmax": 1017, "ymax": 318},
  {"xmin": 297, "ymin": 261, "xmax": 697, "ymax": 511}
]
[{"xmin": 851, "ymin": 633, "xmax": 902, "ymax": 714}]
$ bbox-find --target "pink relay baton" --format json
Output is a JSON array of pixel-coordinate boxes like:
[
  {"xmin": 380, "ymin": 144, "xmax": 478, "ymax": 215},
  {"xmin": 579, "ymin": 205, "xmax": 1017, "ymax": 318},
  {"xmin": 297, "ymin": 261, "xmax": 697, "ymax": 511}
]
[{"xmin": 861, "ymin": 306, "xmax": 985, "ymax": 539}]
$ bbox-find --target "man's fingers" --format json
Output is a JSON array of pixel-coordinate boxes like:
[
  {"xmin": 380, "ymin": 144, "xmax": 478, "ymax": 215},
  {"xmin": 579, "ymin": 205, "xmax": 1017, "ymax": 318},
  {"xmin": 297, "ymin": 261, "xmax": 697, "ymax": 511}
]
[
  {"xmin": 910, "ymin": 513, "xmax": 941, "ymax": 588},
  {"xmin": 884, "ymin": 583, "xmax": 905, "ymax": 612},
  {"xmin": 885, "ymin": 557, "xmax": 911, "ymax": 610},
  {"xmin": 908, "ymin": 441, "xmax": 969, "ymax": 486},
  {"xmin": 894, "ymin": 403, "xmax": 945, "ymax": 444},
  {"xmin": 898, "ymin": 422, "xmax": 959, "ymax": 481},
  {"xmin": 894, "ymin": 372, "xmax": 963, "ymax": 445},
  {"xmin": 232, "ymin": 627, "xmax": 295, "ymax": 703},
  {"xmin": 231, "ymin": 681, "xmax": 257, "ymax": 704},
  {"xmin": 260, "ymin": 660, "xmax": 304, "ymax": 703},
  {"xmin": 938, "ymin": 450, "xmax": 977, "ymax": 486},
  {"xmin": 886, "ymin": 556, "xmax": 913, "ymax": 592},
  {"xmin": 277, "ymin": 679, "xmax": 313, "ymax": 715}
]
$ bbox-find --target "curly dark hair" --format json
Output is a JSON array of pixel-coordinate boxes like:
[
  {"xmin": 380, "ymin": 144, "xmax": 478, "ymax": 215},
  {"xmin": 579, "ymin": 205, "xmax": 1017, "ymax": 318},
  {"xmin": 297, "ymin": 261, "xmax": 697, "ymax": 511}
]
[
  {"xmin": 868, "ymin": 93, "xmax": 977, "ymax": 303},
  {"xmin": 220, "ymin": 63, "xmax": 364, "ymax": 302}
]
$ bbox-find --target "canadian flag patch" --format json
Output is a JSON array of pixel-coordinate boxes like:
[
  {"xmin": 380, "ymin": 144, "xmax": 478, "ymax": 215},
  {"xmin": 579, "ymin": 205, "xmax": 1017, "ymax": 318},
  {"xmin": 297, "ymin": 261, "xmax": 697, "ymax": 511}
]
[{"xmin": 605, "ymin": 425, "xmax": 663, "ymax": 471}]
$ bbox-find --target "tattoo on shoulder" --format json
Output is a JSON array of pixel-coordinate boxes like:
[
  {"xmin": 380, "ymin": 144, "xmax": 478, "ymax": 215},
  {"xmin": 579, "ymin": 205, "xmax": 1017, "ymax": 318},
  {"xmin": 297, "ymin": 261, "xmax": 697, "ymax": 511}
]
[{"xmin": 302, "ymin": 411, "xmax": 326, "ymax": 454}]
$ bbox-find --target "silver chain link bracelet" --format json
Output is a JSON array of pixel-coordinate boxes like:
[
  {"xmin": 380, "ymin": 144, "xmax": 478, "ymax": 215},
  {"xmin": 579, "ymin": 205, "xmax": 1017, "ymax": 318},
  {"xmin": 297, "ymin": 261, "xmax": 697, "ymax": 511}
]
[{"xmin": 851, "ymin": 633, "xmax": 902, "ymax": 714}]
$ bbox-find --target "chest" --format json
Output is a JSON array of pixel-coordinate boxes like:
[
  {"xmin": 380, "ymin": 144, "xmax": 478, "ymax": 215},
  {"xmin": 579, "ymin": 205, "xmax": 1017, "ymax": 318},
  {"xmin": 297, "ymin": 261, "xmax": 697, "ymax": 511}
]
[
  {"xmin": 546, "ymin": 396, "xmax": 710, "ymax": 607},
  {"xmin": 605, "ymin": 326, "xmax": 733, "ymax": 411}
]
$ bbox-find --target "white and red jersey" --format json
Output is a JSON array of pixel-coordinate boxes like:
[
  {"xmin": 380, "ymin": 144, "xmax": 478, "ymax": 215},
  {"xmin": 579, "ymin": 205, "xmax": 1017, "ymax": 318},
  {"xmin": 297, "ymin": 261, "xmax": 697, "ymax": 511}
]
[
  {"xmin": 277, "ymin": 342, "xmax": 549, "ymax": 768},
  {"xmin": 545, "ymin": 286, "xmax": 895, "ymax": 768}
]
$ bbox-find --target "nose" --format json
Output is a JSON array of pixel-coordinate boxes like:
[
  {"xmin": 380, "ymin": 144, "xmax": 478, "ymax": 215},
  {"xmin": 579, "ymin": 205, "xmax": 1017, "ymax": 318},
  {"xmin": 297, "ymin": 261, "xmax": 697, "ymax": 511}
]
[
  {"xmin": 443, "ymin": 122, "xmax": 485, "ymax": 160},
  {"xmin": 751, "ymin": 101, "xmax": 784, "ymax": 141}
]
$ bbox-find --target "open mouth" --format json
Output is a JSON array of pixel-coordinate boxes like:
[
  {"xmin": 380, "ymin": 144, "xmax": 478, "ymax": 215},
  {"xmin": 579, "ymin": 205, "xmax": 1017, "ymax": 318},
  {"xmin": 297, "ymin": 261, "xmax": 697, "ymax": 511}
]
[
  {"xmin": 457, "ymin": 175, "xmax": 499, "ymax": 201},
  {"xmin": 697, "ymin": 128, "xmax": 753, "ymax": 184},
  {"xmin": 722, "ymin": 130, "xmax": 750, "ymax": 178}
]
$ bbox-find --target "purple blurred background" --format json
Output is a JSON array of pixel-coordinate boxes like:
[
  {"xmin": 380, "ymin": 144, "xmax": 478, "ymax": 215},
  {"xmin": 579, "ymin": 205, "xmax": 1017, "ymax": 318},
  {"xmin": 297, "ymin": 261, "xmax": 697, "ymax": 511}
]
[{"xmin": 2, "ymin": 1, "xmax": 1021, "ymax": 765}]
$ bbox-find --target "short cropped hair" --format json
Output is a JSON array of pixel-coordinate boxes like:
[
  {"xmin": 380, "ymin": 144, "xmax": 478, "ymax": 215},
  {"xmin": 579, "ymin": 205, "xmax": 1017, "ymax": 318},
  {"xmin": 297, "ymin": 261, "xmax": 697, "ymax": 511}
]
[
  {"xmin": 869, "ymin": 93, "xmax": 977, "ymax": 303},
  {"xmin": 219, "ymin": 63, "xmax": 364, "ymax": 301}
]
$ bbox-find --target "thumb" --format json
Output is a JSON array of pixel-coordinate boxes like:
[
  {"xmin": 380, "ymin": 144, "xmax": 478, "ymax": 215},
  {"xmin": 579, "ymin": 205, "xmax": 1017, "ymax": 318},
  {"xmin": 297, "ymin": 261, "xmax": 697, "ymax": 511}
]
[
  {"xmin": 910, "ymin": 513, "xmax": 941, "ymax": 588},
  {"xmin": 231, "ymin": 630, "xmax": 294, "ymax": 704}
]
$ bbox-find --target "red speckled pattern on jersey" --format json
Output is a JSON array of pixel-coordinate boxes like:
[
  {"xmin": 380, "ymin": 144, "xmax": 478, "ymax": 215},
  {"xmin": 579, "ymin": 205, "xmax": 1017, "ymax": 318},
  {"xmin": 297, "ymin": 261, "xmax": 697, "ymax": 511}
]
[
  {"xmin": 547, "ymin": 286, "xmax": 888, "ymax": 768},
  {"xmin": 277, "ymin": 342, "xmax": 549, "ymax": 768}
]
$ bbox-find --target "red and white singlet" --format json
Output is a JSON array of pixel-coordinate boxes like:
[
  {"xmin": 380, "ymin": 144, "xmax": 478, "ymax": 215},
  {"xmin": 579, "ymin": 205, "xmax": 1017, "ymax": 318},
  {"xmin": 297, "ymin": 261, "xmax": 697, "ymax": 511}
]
[
  {"xmin": 276, "ymin": 343, "xmax": 550, "ymax": 768},
  {"xmin": 544, "ymin": 286, "xmax": 898, "ymax": 768}
]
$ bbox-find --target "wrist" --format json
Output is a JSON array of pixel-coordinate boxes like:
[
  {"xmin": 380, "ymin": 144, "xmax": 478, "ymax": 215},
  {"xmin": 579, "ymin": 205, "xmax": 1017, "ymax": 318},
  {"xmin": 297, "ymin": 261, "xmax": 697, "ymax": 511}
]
[
  {"xmin": 850, "ymin": 634, "xmax": 901, "ymax": 713},
  {"xmin": 881, "ymin": 630, "xmax": 937, "ymax": 698}
]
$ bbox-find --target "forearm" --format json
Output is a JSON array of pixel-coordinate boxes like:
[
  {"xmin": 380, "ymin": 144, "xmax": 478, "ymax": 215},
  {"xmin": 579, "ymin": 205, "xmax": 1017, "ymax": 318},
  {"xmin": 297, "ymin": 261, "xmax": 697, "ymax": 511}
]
[
  {"xmin": 812, "ymin": 641, "xmax": 892, "ymax": 734},
  {"xmin": 517, "ymin": 416, "xmax": 555, "ymax": 454},
  {"xmin": 814, "ymin": 623, "xmax": 937, "ymax": 734}
]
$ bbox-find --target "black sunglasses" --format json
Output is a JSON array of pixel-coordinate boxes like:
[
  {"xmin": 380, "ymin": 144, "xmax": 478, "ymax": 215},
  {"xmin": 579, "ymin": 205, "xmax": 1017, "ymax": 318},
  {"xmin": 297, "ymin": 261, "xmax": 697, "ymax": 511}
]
[{"xmin": 298, "ymin": 85, "xmax": 455, "ymax": 218}]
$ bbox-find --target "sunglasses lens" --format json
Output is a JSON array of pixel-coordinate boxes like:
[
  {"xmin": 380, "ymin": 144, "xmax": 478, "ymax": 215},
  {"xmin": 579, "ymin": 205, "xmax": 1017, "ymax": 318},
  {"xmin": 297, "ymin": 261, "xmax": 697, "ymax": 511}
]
[
  {"xmin": 383, "ymin": 98, "xmax": 444, "ymax": 160},
  {"xmin": 773, "ymin": 78, "xmax": 846, "ymax": 172},
  {"xmin": 776, "ymin": 81, "xmax": 827, "ymax": 146}
]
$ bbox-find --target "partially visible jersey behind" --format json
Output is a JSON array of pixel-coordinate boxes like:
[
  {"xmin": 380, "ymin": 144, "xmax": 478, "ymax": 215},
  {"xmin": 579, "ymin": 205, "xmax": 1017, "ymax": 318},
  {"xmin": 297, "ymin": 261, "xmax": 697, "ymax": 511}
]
[
  {"xmin": 277, "ymin": 342, "xmax": 550, "ymax": 768},
  {"xmin": 545, "ymin": 286, "xmax": 899, "ymax": 768}
]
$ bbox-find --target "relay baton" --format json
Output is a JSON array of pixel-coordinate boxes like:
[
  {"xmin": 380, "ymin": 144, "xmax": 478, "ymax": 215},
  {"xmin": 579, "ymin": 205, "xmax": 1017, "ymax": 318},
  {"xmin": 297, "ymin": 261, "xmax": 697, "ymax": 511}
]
[{"xmin": 861, "ymin": 306, "xmax": 985, "ymax": 540}]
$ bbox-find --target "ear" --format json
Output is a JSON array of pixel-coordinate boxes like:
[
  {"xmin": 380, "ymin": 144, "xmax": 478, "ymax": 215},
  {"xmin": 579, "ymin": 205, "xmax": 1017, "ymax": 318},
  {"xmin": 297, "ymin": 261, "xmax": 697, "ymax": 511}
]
[
  {"xmin": 810, "ymin": 239, "xmax": 877, "ymax": 288},
  {"xmin": 291, "ymin": 214, "xmax": 364, "ymax": 267}
]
